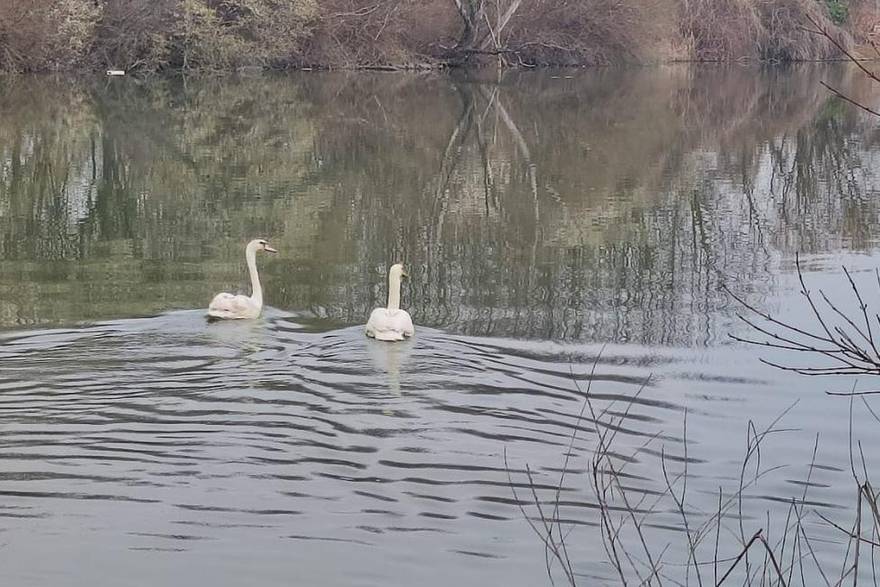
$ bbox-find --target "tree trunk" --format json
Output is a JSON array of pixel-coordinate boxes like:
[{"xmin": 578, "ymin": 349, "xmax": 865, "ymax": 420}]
[{"xmin": 451, "ymin": 0, "xmax": 483, "ymax": 50}]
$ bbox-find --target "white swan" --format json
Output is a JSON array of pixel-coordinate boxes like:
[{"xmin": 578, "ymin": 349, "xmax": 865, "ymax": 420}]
[
  {"xmin": 207, "ymin": 239, "xmax": 277, "ymax": 320},
  {"xmin": 366, "ymin": 263, "xmax": 414, "ymax": 341}
]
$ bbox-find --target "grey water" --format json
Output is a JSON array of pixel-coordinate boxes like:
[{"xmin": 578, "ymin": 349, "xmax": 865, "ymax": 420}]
[{"xmin": 1, "ymin": 65, "xmax": 880, "ymax": 585}]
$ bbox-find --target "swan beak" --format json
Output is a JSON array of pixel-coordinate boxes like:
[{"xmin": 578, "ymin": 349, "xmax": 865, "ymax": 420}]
[
  {"xmin": 264, "ymin": 245, "xmax": 278, "ymax": 254},
  {"xmin": 401, "ymin": 268, "xmax": 410, "ymax": 278}
]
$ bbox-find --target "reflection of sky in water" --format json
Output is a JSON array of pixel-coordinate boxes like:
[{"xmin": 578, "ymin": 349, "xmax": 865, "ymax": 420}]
[
  {"xmin": 1, "ymin": 297, "xmax": 878, "ymax": 585},
  {"xmin": 0, "ymin": 66, "xmax": 880, "ymax": 585}
]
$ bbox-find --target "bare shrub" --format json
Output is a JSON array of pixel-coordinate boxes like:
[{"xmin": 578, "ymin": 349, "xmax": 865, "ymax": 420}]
[
  {"xmin": 681, "ymin": 0, "xmax": 851, "ymax": 61},
  {"xmin": 216, "ymin": 0, "xmax": 318, "ymax": 67},
  {"xmin": 90, "ymin": 1, "xmax": 176, "ymax": 72},
  {"xmin": 88, "ymin": 0, "xmax": 317, "ymax": 73},
  {"xmin": 0, "ymin": 0, "xmax": 100, "ymax": 72},
  {"xmin": 299, "ymin": 0, "xmax": 457, "ymax": 68},
  {"xmin": 756, "ymin": 0, "xmax": 849, "ymax": 61},
  {"xmin": 163, "ymin": 0, "xmax": 318, "ymax": 71},
  {"xmin": 848, "ymin": 0, "xmax": 880, "ymax": 47},
  {"xmin": 300, "ymin": 0, "xmax": 679, "ymax": 68},
  {"xmin": 516, "ymin": 0, "xmax": 676, "ymax": 65},
  {"xmin": 682, "ymin": 0, "xmax": 764, "ymax": 61},
  {"xmin": 437, "ymin": 0, "xmax": 678, "ymax": 67},
  {"xmin": 0, "ymin": 0, "xmax": 867, "ymax": 71}
]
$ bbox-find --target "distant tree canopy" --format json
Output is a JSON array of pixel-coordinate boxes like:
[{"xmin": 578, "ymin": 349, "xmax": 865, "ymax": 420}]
[{"xmin": 0, "ymin": 0, "xmax": 873, "ymax": 72}]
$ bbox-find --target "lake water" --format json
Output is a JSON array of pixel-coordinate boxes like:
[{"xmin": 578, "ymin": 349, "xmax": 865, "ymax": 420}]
[{"xmin": 1, "ymin": 65, "xmax": 880, "ymax": 585}]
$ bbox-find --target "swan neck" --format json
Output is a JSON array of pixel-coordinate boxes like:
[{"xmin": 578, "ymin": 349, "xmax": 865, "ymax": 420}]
[
  {"xmin": 386, "ymin": 272, "xmax": 401, "ymax": 311},
  {"xmin": 247, "ymin": 246, "xmax": 262, "ymax": 305}
]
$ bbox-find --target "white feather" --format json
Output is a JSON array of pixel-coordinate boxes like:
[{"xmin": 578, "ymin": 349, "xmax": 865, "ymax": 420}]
[
  {"xmin": 366, "ymin": 308, "xmax": 414, "ymax": 341},
  {"xmin": 207, "ymin": 292, "xmax": 261, "ymax": 320}
]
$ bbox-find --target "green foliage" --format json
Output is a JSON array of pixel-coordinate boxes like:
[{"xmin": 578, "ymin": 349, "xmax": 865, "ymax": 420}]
[{"xmin": 825, "ymin": 0, "xmax": 848, "ymax": 25}]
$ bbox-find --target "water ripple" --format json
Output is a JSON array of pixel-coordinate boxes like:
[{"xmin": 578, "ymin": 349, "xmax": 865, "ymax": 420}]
[{"xmin": 0, "ymin": 311, "xmax": 857, "ymax": 585}]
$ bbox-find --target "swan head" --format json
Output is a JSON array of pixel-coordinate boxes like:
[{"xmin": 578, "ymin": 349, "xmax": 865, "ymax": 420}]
[
  {"xmin": 247, "ymin": 238, "xmax": 278, "ymax": 254},
  {"xmin": 389, "ymin": 263, "xmax": 409, "ymax": 280}
]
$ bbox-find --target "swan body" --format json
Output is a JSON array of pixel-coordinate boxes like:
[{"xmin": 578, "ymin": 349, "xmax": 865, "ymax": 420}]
[
  {"xmin": 207, "ymin": 239, "xmax": 277, "ymax": 320},
  {"xmin": 366, "ymin": 307, "xmax": 414, "ymax": 341},
  {"xmin": 366, "ymin": 263, "xmax": 414, "ymax": 341}
]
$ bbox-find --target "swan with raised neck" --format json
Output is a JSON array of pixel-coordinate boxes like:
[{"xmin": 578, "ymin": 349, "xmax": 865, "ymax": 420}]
[
  {"xmin": 207, "ymin": 239, "xmax": 277, "ymax": 320},
  {"xmin": 366, "ymin": 263, "xmax": 414, "ymax": 341}
]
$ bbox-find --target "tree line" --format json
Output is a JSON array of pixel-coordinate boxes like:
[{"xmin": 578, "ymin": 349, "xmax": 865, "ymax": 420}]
[{"xmin": 0, "ymin": 0, "xmax": 872, "ymax": 73}]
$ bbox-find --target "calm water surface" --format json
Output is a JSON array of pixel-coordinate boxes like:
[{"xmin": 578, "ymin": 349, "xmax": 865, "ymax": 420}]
[{"xmin": 2, "ymin": 66, "xmax": 880, "ymax": 585}]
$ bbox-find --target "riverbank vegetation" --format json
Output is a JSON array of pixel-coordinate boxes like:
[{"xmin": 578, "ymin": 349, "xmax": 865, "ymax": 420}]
[{"xmin": 0, "ymin": 0, "xmax": 876, "ymax": 73}]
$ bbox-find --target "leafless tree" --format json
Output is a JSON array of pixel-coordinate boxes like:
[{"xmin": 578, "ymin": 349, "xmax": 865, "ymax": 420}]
[{"xmin": 449, "ymin": 0, "xmax": 526, "ymax": 64}]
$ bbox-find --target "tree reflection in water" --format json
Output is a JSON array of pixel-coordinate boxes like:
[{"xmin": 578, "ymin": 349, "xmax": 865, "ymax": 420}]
[{"xmin": 0, "ymin": 65, "xmax": 878, "ymax": 344}]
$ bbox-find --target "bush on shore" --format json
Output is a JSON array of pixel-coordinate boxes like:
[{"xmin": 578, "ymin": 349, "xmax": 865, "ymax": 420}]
[
  {"xmin": 0, "ymin": 0, "xmax": 100, "ymax": 73},
  {"xmin": 681, "ymin": 0, "xmax": 852, "ymax": 62},
  {"xmin": 0, "ymin": 0, "xmax": 316, "ymax": 73},
  {"xmin": 0, "ymin": 0, "xmax": 872, "ymax": 73}
]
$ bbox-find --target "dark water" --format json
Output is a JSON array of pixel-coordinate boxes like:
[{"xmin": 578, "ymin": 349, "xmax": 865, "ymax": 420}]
[{"xmin": 1, "ymin": 66, "xmax": 880, "ymax": 585}]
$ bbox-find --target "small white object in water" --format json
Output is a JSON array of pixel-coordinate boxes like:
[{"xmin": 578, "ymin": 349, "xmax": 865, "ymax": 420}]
[
  {"xmin": 106, "ymin": 70, "xmax": 125, "ymax": 76},
  {"xmin": 365, "ymin": 263, "xmax": 415, "ymax": 341},
  {"xmin": 207, "ymin": 239, "xmax": 278, "ymax": 320}
]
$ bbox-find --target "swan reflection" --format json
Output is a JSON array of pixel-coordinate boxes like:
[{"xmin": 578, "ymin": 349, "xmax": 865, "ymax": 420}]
[{"xmin": 367, "ymin": 336, "xmax": 415, "ymax": 395}]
